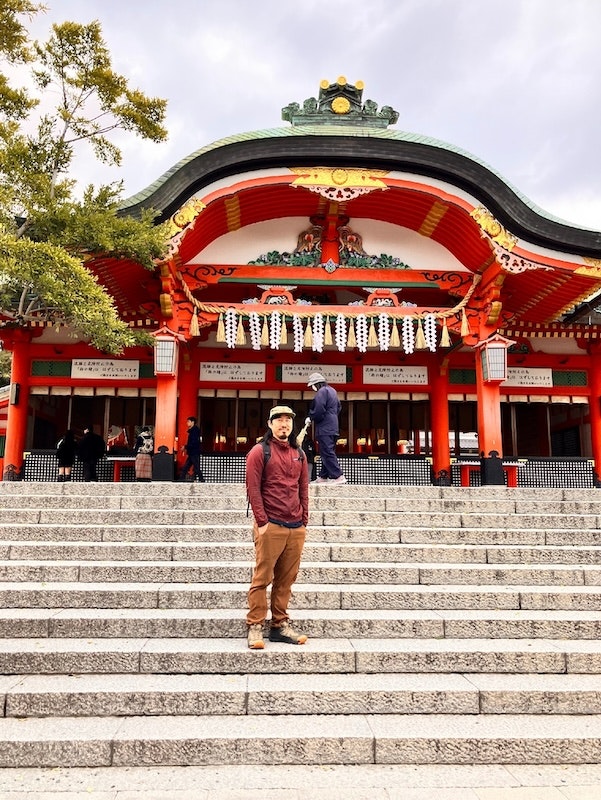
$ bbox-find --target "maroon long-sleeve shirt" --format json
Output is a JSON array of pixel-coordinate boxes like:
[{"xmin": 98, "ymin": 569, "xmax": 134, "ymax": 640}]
[{"xmin": 246, "ymin": 436, "xmax": 309, "ymax": 528}]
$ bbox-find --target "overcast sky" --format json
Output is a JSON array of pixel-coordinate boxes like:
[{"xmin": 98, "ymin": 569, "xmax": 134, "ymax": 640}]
[{"xmin": 24, "ymin": 0, "xmax": 601, "ymax": 231}]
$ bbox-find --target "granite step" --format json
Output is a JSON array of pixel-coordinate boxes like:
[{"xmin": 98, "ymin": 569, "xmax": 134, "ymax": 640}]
[
  {"xmin": 0, "ymin": 672, "xmax": 477, "ymax": 717},
  {"xmin": 4, "ymin": 540, "xmax": 601, "ymax": 565},
  {"xmin": 4, "ymin": 581, "xmax": 601, "ymax": 610},
  {"xmin": 11, "ymin": 492, "xmax": 601, "ymax": 514},
  {"xmin": 3, "ymin": 559, "xmax": 600, "ymax": 585},
  {"xmin": 0, "ymin": 637, "xmax": 599, "ymax": 675},
  {"xmin": 0, "ymin": 483, "xmax": 575, "ymax": 498},
  {"xmin": 2, "ymin": 481, "xmax": 601, "ymax": 770},
  {"xmin": 2, "ymin": 507, "xmax": 598, "ymax": 530},
  {"xmin": 3, "ymin": 524, "xmax": 601, "ymax": 548},
  {"xmin": 2, "ymin": 607, "xmax": 601, "ymax": 640},
  {"xmin": 4, "ymin": 672, "xmax": 601, "ymax": 718},
  {"xmin": 1, "ymin": 713, "xmax": 601, "ymax": 767}
]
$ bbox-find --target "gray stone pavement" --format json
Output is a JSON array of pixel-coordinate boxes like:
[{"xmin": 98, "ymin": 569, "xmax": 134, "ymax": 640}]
[{"xmin": 1, "ymin": 764, "xmax": 601, "ymax": 799}]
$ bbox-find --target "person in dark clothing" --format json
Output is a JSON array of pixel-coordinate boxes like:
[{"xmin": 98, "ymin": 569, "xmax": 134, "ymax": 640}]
[
  {"xmin": 245, "ymin": 405, "xmax": 309, "ymax": 650},
  {"xmin": 306, "ymin": 372, "xmax": 346, "ymax": 484},
  {"xmin": 56, "ymin": 430, "xmax": 77, "ymax": 482},
  {"xmin": 179, "ymin": 416, "xmax": 205, "ymax": 482},
  {"xmin": 78, "ymin": 425, "xmax": 106, "ymax": 482}
]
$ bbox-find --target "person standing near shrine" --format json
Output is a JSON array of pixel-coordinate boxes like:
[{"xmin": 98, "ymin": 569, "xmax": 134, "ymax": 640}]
[
  {"xmin": 179, "ymin": 416, "xmax": 205, "ymax": 482},
  {"xmin": 306, "ymin": 372, "xmax": 346, "ymax": 484},
  {"xmin": 56, "ymin": 429, "xmax": 77, "ymax": 482},
  {"xmin": 78, "ymin": 425, "xmax": 106, "ymax": 482},
  {"xmin": 245, "ymin": 405, "xmax": 309, "ymax": 649},
  {"xmin": 134, "ymin": 426, "xmax": 154, "ymax": 482}
]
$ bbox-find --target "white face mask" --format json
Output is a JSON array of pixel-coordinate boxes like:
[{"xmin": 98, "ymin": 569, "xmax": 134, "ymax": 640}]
[{"xmin": 311, "ymin": 385, "xmax": 318, "ymax": 392}]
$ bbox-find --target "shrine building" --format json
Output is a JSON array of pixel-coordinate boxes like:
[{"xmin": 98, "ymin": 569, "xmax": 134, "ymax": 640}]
[{"xmin": 3, "ymin": 77, "xmax": 601, "ymax": 486}]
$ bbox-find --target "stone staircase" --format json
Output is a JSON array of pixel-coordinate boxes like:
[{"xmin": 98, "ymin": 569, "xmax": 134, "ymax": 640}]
[{"xmin": 2, "ymin": 481, "xmax": 601, "ymax": 768}]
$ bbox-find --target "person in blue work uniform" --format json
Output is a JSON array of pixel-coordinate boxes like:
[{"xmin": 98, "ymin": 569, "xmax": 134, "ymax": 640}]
[{"xmin": 306, "ymin": 372, "xmax": 346, "ymax": 485}]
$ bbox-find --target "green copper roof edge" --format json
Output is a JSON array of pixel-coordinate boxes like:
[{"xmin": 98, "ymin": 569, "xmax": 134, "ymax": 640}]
[{"xmin": 119, "ymin": 124, "xmax": 579, "ymax": 230}]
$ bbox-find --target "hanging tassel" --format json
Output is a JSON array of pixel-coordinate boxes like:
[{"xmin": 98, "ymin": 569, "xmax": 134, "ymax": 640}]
[
  {"xmin": 324, "ymin": 315, "xmax": 333, "ymax": 346},
  {"xmin": 347, "ymin": 318, "xmax": 356, "ymax": 348},
  {"xmin": 189, "ymin": 308, "xmax": 200, "ymax": 337},
  {"xmin": 390, "ymin": 319, "xmax": 400, "ymax": 348},
  {"xmin": 460, "ymin": 308, "xmax": 470, "ymax": 337},
  {"xmin": 216, "ymin": 313, "xmax": 225, "ymax": 343},
  {"xmin": 415, "ymin": 319, "xmax": 427, "ymax": 349},
  {"xmin": 280, "ymin": 317, "xmax": 288, "ymax": 345},
  {"xmin": 304, "ymin": 318, "xmax": 313, "ymax": 348},
  {"xmin": 440, "ymin": 318, "xmax": 451, "ymax": 348},
  {"xmin": 261, "ymin": 316, "xmax": 269, "ymax": 346},
  {"xmin": 368, "ymin": 317, "xmax": 378, "ymax": 348},
  {"xmin": 236, "ymin": 315, "xmax": 246, "ymax": 346}
]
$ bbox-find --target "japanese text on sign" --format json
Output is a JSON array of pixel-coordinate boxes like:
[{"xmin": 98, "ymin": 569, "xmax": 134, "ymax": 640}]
[
  {"xmin": 363, "ymin": 365, "xmax": 428, "ymax": 385},
  {"xmin": 281, "ymin": 365, "xmax": 347, "ymax": 384},
  {"xmin": 503, "ymin": 367, "xmax": 553, "ymax": 387},
  {"xmin": 72, "ymin": 360, "xmax": 139, "ymax": 380},
  {"xmin": 199, "ymin": 363, "xmax": 266, "ymax": 382}
]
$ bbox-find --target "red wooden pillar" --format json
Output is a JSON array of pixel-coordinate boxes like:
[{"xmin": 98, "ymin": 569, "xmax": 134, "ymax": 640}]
[
  {"xmin": 588, "ymin": 351, "xmax": 601, "ymax": 484},
  {"xmin": 475, "ymin": 352, "xmax": 504, "ymax": 457},
  {"xmin": 429, "ymin": 360, "xmax": 451, "ymax": 483},
  {"xmin": 3, "ymin": 333, "xmax": 31, "ymax": 480},
  {"xmin": 154, "ymin": 373, "xmax": 178, "ymax": 454}
]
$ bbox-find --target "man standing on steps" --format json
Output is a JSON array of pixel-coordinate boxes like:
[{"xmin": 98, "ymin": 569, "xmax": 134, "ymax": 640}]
[
  {"xmin": 306, "ymin": 372, "xmax": 346, "ymax": 485},
  {"xmin": 245, "ymin": 405, "xmax": 309, "ymax": 650}
]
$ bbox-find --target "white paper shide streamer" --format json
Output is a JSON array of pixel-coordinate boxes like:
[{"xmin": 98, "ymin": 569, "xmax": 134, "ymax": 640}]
[
  {"xmin": 248, "ymin": 312, "xmax": 261, "ymax": 350},
  {"xmin": 356, "ymin": 314, "xmax": 368, "ymax": 353},
  {"xmin": 335, "ymin": 314, "xmax": 347, "ymax": 352},
  {"xmin": 225, "ymin": 309, "xmax": 238, "ymax": 349},
  {"xmin": 424, "ymin": 313, "xmax": 437, "ymax": 352},
  {"xmin": 402, "ymin": 316, "xmax": 415, "ymax": 354},
  {"xmin": 312, "ymin": 313, "xmax": 324, "ymax": 352},
  {"xmin": 378, "ymin": 313, "xmax": 390, "ymax": 351},
  {"xmin": 269, "ymin": 311, "xmax": 282, "ymax": 350},
  {"xmin": 292, "ymin": 314, "xmax": 304, "ymax": 353}
]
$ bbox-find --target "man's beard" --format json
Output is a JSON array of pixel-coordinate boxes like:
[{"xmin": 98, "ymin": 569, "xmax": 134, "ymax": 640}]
[{"xmin": 276, "ymin": 433, "xmax": 288, "ymax": 440}]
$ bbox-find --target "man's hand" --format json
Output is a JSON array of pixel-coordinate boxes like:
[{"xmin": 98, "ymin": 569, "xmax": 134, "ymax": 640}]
[
  {"xmin": 305, "ymin": 417, "xmax": 311, "ymax": 427},
  {"xmin": 257, "ymin": 523, "xmax": 269, "ymax": 535}
]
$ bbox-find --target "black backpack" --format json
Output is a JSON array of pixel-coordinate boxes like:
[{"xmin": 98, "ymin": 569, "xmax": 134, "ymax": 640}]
[{"xmin": 260, "ymin": 438, "xmax": 304, "ymax": 469}]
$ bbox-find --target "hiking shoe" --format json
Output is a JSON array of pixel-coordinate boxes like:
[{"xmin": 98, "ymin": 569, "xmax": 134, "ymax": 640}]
[
  {"xmin": 269, "ymin": 620, "xmax": 308, "ymax": 645},
  {"xmin": 327, "ymin": 475, "xmax": 347, "ymax": 484},
  {"xmin": 311, "ymin": 477, "xmax": 329, "ymax": 484},
  {"xmin": 247, "ymin": 623, "xmax": 265, "ymax": 649}
]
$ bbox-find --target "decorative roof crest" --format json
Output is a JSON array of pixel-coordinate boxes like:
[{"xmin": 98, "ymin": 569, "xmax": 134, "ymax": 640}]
[{"xmin": 282, "ymin": 76, "xmax": 399, "ymax": 129}]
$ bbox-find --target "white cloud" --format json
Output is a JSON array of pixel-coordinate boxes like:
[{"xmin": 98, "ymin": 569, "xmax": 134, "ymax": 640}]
[{"xmin": 13, "ymin": 0, "xmax": 601, "ymax": 233}]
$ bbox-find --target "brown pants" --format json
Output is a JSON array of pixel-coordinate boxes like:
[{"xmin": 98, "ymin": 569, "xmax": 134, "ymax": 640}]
[{"xmin": 246, "ymin": 521, "xmax": 306, "ymax": 627}]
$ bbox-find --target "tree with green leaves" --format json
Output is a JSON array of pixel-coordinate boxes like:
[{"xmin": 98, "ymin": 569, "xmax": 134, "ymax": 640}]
[{"xmin": 0, "ymin": 1, "xmax": 169, "ymax": 356}]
